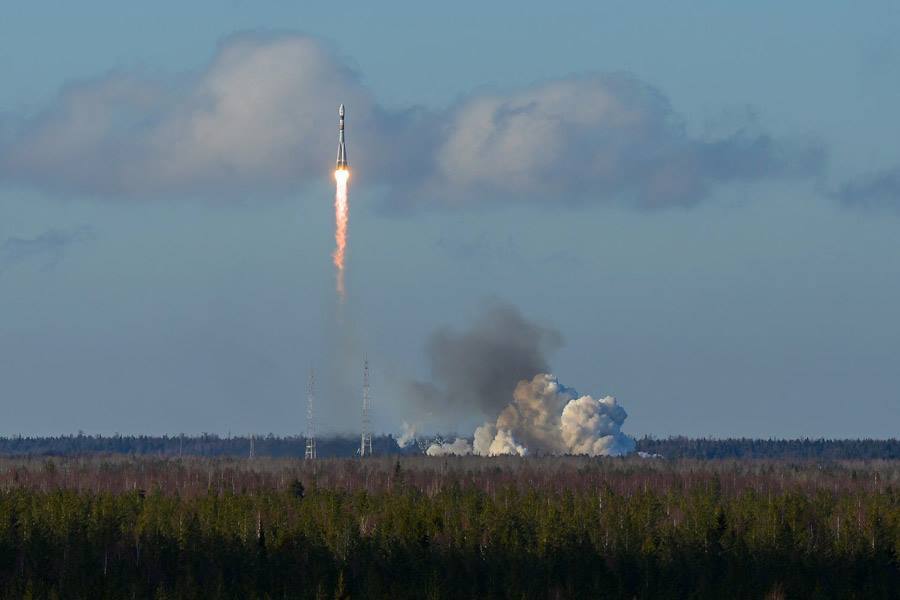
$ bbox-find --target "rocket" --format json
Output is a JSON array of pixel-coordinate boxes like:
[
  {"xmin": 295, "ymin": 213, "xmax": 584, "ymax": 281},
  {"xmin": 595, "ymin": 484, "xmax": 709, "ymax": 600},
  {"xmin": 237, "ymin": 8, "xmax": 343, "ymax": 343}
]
[{"xmin": 336, "ymin": 104, "xmax": 348, "ymax": 170}]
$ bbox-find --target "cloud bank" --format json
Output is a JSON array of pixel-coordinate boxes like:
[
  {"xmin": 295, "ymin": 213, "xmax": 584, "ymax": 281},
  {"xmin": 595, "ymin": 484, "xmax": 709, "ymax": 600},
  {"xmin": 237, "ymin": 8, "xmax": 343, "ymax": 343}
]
[{"xmin": 0, "ymin": 32, "xmax": 823, "ymax": 209}]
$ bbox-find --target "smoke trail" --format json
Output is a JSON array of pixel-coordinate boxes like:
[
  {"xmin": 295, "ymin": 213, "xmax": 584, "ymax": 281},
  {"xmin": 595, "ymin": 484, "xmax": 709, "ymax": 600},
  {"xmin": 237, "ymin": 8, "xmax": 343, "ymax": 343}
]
[{"xmin": 333, "ymin": 168, "xmax": 350, "ymax": 298}]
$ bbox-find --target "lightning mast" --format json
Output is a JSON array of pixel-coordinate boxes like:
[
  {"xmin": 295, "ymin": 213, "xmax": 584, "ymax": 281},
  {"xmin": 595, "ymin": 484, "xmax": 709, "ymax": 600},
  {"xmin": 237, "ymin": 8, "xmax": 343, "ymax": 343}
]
[
  {"xmin": 360, "ymin": 356, "xmax": 372, "ymax": 457},
  {"xmin": 305, "ymin": 370, "xmax": 317, "ymax": 460}
]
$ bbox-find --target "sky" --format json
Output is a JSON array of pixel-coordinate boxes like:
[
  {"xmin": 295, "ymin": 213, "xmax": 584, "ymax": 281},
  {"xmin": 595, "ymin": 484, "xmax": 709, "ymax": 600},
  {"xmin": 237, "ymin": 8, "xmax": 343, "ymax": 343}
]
[{"xmin": 1, "ymin": 1, "xmax": 899, "ymax": 439}]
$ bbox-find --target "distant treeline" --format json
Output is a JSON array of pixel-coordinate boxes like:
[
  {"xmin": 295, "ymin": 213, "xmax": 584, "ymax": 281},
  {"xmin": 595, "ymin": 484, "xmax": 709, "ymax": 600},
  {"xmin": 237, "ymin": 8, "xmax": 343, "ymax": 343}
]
[
  {"xmin": 0, "ymin": 434, "xmax": 411, "ymax": 458},
  {"xmin": 0, "ymin": 434, "xmax": 898, "ymax": 460},
  {"xmin": 635, "ymin": 436, "xmax": 900, "ymax": 460},
  {"xmin": 0, "ymin": 456, "xmax": 896, "ymax": 598}
]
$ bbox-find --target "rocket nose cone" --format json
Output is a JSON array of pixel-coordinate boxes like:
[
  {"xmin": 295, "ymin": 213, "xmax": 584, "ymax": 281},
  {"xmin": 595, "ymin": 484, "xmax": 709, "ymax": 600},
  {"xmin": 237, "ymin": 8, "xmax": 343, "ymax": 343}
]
[{"xmin": 339, "ymin": 104, "xmax": 345, "ymax": 116}]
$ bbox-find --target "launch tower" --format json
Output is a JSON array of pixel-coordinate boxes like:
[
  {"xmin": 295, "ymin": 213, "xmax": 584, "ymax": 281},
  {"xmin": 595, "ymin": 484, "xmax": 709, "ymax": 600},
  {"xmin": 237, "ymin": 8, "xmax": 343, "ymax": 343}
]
[
  {"xmin": 360, "ymin": 357, "xmax": 372, "ymax": 457},
  {"xmin": 305, "ymin": 370, "xmax": 316, "ymax": 460}
]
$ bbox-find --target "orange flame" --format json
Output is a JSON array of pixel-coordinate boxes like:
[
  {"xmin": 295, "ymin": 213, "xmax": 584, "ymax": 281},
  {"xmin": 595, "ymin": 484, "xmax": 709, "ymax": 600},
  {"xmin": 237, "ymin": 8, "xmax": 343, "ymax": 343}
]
[{"xmin": 333, "ymin": 168, "xmax": 350, "ymax": 298}]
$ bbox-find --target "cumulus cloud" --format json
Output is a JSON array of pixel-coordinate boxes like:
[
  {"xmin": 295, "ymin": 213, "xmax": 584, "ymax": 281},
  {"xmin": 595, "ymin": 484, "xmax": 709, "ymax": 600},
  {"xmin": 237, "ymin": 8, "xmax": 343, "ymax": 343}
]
[
  {"xmin": 0, "ymin": 32, "xmax": 822, "ymax": 208},
  {"xmin": 1, "ymin": 226, "xmax": 95, "ymax": 273},
  {"xmin": 835, "ymin": 166, "xmax": 900, "ymax": 212},
  {"xmin": 0, "ymin": 32, "xmax": 428, "ymax": 199},
  {"xmin": 424, "ymin": 75, "xmax": 823, "ymax": 209},
  {"xmin": 407, "ymin": 302, "xmax": 562, "ymax": 420}
]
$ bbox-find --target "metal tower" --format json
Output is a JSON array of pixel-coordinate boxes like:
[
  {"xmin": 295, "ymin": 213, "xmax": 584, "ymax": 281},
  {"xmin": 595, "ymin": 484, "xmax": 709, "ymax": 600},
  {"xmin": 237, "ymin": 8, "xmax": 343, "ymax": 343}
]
[
  {"xmin": 360, "ymin": 356, "xmax": 373, "ymax": 457},
  {"xmin": 249, "ymin": 434, "xmax": 255, "ymax": 460},
  {"xmin": 305, "ymin": 370, "xmax": 317, "ymax": 460}
]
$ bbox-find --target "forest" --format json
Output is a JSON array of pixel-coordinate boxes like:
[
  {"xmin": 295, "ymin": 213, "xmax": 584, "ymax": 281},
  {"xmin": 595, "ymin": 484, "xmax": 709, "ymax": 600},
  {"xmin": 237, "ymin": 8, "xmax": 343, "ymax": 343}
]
[
  {"xmin": 0, "ymin": 454, "xmax": 897, "ymax": 598},
  {"xmin": 0, "ymin": 434, "xmax": 898, "ymax": 460}
]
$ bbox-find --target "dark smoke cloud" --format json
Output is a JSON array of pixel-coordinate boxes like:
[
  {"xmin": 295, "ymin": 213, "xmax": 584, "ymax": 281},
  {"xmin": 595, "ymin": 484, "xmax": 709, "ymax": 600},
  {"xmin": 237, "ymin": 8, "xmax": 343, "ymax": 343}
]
[
  {"xmin": 0, "ymin": 32, "xmax": 823, "ymax": 210},
  {"xmin": 835, "ymin": 166, "xmax": 900, "ymax": 213},
  {"xmin": 1, "ymin": 226, "xmax": 95, "ymax": 273},
  {"xmin": 409, "ymin": 302, "xmax": 562, "ymax": 419}
]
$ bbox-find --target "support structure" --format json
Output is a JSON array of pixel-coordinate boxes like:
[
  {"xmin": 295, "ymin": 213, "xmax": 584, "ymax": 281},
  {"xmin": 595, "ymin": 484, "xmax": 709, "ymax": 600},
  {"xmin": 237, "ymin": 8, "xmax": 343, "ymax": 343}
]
[
  {"xmin": 305, "ymin": 370, "xmax": 317, "ymax": 460},
  {"xmin": 360, "ymin": 356, "xmax": 373, "ymax": 457}
]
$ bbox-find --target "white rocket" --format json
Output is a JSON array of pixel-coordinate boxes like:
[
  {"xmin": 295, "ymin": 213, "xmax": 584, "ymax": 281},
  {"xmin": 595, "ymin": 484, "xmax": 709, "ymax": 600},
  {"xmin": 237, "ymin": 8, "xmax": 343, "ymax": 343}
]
[{"xmin": 336, "ymin": 104, "xmax": 348, "ymax": 169}]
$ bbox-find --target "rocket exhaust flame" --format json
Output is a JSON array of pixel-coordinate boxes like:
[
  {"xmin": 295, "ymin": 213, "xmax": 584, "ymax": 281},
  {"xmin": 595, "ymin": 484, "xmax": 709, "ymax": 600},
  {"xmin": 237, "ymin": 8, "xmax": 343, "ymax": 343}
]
[
  {"xmin": 333, "ymin": 168, "xmax": 349, "ymax": 298},
  {"xmin": 333, "ymin": 104, "xmax": 350, "ymax": 299}
]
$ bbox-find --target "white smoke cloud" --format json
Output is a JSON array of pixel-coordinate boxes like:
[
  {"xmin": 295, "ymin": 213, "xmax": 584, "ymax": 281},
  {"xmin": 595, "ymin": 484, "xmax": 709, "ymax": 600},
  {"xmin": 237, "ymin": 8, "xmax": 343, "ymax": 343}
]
[
  {"xmin": 472, "ymin": 422, "xmax": 498, "ymax": 456},
  {"xmin": 560, "ymin": 394, "xmax": 635, "ymax": 456},
  {"xmin": 472, "ymin": 374, "xmax": 634, "ymax": 457},
  {"xmin": 490, "ymin": 429, "xmax": 527, "ymax": 456},
  {"xmin": 0, "ymin": 33, "xmax": 823, "ymax": 209},
  {"xmin": 425, "ymin": 437, "xmax": 473, "ymax": 456},
  {"xmin": 396, "ymin": 420, "xmax": 418, "ymax": 448},
  {"xmin": 426, "ymin": 373, "xmax": 635, "ymax": 456}
]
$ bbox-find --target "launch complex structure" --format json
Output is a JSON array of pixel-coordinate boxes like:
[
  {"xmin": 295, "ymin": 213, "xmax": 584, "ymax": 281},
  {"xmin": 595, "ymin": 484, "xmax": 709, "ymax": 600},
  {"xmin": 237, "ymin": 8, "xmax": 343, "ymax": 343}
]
[
  {"xmin": 304, "ymin": 371, "xmax": 316, "ymax": 460},
  {"xmin": 303, "ymin": 357, "xmax": 373, "ymax": 460},
  {"xmin": 301, "ymin": 105, "xmax": 371, "ymax": 460}
]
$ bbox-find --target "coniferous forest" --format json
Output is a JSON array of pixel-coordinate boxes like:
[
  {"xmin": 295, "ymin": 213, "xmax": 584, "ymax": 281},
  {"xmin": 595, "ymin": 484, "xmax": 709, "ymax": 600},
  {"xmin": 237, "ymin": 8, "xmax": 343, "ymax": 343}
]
[
  {"xmin": 0, "ymin": 455, "xmax": 897, "ymax": 598},
  {"xmin": 0, "ymin": 434, "xmax": 897, "ymax": 461}
]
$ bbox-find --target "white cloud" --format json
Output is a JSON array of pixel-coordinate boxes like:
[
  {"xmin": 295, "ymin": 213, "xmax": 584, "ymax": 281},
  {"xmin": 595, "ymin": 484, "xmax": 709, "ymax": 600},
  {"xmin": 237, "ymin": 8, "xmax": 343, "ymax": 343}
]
[
  {"xmin": 428, "ymin": 74, "xmax": 823, "ymax": 209},
  {"xmin": 1, "ymin": 33, "xmax": 380, "ymax": 198},
  {"xmin": 0, "ymin": 33, "xmax": 823, "ymax": 209}
]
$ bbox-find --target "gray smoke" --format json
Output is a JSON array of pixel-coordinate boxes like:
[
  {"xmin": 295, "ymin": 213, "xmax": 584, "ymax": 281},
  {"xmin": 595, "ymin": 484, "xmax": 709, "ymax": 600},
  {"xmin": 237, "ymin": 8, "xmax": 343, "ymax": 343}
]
[
  {"xmin": 413, "ymin": 302, "xmax": 634, "ymax": 457},
  {"xmin": 409, "ymin": 302, "xmax": 563, "ymax": 420}
]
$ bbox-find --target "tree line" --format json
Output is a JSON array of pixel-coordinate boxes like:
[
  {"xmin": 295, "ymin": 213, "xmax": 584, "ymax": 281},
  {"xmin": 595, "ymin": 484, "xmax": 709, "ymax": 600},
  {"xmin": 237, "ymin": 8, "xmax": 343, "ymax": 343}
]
[
  {"xmin": 0, "ymin": 456, "xmax": 896, "ymax": 598},
  {"xmin": 0, "ymin": 434, "xmax": 898, "ymax": 460},
  {"xmin": 635, "ymin": 436, "xmax": 900, "ymax": 460}
]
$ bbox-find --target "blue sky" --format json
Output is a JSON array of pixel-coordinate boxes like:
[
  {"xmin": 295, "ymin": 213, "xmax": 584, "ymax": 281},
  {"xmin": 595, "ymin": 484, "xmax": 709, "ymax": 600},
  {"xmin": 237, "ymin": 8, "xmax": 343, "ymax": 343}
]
[{"xmin": 1, "ymin": 2, "xmax": 898, "ymax": 438}]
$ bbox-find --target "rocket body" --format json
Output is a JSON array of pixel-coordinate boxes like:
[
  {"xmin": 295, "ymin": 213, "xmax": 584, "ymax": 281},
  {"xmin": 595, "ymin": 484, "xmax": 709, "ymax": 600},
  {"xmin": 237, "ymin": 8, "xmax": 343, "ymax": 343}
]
[
  {"xmin": 333, "ymin": 103, "xmax": 350, "ymax": 299},
  {"xmin": 336, "ymin": 104, "xmax": 348, "ymax": 169}
]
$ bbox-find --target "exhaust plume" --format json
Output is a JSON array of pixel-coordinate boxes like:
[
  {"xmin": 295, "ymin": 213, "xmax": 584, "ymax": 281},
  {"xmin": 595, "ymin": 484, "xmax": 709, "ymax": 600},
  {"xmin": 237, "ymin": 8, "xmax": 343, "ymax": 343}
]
[
  {"xmin": 427, "ymin": 374, "xmax": 635, "ymax": 457},
  {"xmin": 333, "ymin": 168, "xmax": 349, "ymax": 298},
  {"xmin": 396, "ymin": 420, "xmax": 418, "ymax": 448},
  {"xmin": 413, "ymin": 302, "xmax": 634, "ymax": 457},
  {"xmin": 473, "ymin": 373, "xmax": 635, "ymax": 456},
  {"xmin": 425, "ymin": 438, "xmax": 473, "ymax": 456}
]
